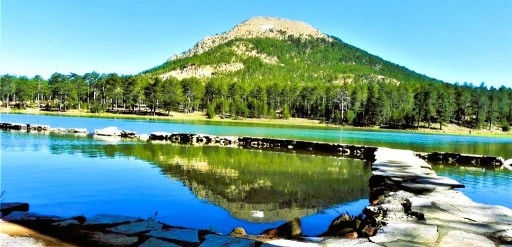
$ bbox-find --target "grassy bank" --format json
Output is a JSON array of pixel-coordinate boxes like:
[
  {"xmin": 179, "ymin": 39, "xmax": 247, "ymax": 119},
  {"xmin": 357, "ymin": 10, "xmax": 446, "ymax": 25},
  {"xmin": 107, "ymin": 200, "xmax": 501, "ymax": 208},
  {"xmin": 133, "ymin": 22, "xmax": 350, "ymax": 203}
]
[{"xmin": 1, "ymin": 108, "xmax": 511, "ymax": 138}]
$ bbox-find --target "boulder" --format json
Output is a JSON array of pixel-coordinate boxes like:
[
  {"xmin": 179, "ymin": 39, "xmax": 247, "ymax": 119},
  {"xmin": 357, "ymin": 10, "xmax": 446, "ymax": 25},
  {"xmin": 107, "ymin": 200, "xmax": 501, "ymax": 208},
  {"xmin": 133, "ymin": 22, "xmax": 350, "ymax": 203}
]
[
  {"xmin": 120, "ymin": 130, "xmax": 138, "ymax": 138},
  {"xmin": 0, "ymin": 202, "xmax": 29, "ymax": 216},
  {"xmin": 229, "ymin": 227, "xmax": 247, "ymax": 237},
  {"xmin": 262, "ymin": 217, "xmax": 302, "ymax": 239},
  {"xmin": 93, "ymin": 126, "xmax": 121, "ymax": 136},
  {"xmin": 67, "ymin": 128, "xmax": 87, "ymax": 134},
  {"xmin": 322, "ymin": 213, "xmax": 359, "ymax": 237},
  {"xmin": 150, "ymin": 132, "xmax": 171, "ymax": 141}
]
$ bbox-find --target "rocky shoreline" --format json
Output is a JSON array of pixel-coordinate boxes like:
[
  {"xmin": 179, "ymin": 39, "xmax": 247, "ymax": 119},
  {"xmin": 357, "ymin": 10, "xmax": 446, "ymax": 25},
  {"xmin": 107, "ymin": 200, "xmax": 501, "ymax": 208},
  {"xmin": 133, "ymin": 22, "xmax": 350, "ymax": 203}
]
[{"xmin": 1, "ymin": 122, "xmax": 511, "ymax": 246}]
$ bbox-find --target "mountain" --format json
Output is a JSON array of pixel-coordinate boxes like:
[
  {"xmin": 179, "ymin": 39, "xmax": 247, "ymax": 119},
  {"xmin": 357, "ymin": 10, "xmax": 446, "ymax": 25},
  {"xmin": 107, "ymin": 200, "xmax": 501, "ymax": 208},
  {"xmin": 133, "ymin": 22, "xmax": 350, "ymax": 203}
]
[
  {"xmin": 2, "ymin": 17, "xmax": 510, "ymax": 130},
  {"xmin": 143, "ymin": 16, "xmax": 437, "ymax": 85},
  {"xmin": 138, "ymin": 16, "xmax": 510, "ymax": 129}
]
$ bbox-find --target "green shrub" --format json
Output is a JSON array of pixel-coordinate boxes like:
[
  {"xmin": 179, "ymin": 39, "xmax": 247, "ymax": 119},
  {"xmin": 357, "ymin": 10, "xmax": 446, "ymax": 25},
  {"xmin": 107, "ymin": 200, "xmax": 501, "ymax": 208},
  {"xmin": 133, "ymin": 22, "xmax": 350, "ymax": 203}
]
[
  {"xmin": 502, "ymin": 124, "xmax": 510, "ymax": 132},
  {"xmin": 206, "ymin": 104, "xmax": 216, "ymax": 119},
  {"xmin": 282, "ymin": 105, "xmax": 291, "ymax": 119},
  {"xmin": 89, "ymin": 103, "xmax": 108, "ymax": 113}
]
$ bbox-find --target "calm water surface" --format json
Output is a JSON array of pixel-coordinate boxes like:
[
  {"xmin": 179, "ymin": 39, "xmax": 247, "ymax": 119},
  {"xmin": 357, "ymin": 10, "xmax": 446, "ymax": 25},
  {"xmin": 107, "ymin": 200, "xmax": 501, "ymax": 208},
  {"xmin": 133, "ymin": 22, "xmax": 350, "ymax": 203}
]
[
  {"xmin": 1, "ymin": 113, "xmax": 511, "ymax": 235},
  {"xmin": 1, "ymin": 131, "xmax": 370, "ymax": 235},
  {"xmin": 2, "ymin": 113, "xmax": 511, "ymax": 158},
  {"xmin": 433, "ymin": 165, "xmax": 512, "ymax": 208}
]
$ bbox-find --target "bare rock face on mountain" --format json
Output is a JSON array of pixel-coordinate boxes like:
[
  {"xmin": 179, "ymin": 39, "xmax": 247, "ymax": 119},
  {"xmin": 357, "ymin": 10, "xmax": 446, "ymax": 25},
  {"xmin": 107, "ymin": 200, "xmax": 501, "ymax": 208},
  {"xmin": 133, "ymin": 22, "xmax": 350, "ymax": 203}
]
[{"xmin": 170, "ymin": 16, "xmax": 330, "ymax": 60}]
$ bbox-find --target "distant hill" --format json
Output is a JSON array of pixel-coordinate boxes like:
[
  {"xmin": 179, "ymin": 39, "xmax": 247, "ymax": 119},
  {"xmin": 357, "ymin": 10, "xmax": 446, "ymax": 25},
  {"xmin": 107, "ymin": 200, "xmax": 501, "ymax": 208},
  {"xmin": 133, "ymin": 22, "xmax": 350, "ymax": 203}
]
[
  {"xmin": 139, "ymin": 17, "xmax": 511, "ymax": 130},
  {"xmin": 143, "ymin": 16, "xmax": 438, "ymax": 85},
  {"xmin": 2, "ymin": 17, "xmax": 509, "ymax": 130}
]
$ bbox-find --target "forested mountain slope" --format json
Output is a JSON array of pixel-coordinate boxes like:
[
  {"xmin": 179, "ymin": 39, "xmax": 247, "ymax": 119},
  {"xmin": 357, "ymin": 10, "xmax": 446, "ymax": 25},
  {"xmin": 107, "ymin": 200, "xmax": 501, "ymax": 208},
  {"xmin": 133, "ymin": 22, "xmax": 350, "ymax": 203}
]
[{"xmin": 1, "ymin": 17, "xmax": 511, "ymax": 130}]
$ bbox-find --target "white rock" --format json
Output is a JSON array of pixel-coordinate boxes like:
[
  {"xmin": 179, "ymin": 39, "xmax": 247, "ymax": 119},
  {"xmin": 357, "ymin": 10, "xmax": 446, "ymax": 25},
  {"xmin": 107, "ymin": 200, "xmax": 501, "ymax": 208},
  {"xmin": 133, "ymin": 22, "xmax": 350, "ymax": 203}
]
[
  {"xmin": 0, "ymin": 233, "xmax": 45, "ymax": 247},
  {"xmin": 439, "ymin": 230, "xmax": 494, "ymax": 247},
  {"xmin": 492, "ymin": 228, "xmax": 512, "ymax": 243},
  {"xmin": 93, "ymin": 126, "xmax": 121, "ymax": 136},
  {"xmin": 139, "ymin": 134, "xmax": 149, "ymax": 141},
  {"xmin": 369, "ymin": 223, "xmax": 438, "ymax": 244},
  {"xmin": 323, "ymin": 238, "xmax": 380, "ymax": 247}
]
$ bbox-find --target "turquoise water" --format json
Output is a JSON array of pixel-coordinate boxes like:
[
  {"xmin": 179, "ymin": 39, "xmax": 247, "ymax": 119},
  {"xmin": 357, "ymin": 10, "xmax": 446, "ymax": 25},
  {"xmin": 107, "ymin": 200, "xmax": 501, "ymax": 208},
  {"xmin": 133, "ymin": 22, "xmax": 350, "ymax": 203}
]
[
  {"xmin": 433, "ymin": 165, "xmax": 512, "ymax": 208},
  {"xmin": 1, "ymin": 113, "xmax": 511, "ymax": 235},
  {"xmin": 2, "ymin": 113, "xmax": 511, "ymax": 158}
]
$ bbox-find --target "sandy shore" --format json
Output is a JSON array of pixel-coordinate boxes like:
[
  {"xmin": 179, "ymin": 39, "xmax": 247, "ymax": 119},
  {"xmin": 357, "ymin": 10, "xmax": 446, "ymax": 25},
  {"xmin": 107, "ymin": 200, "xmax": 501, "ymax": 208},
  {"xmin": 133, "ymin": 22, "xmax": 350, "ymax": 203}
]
[{"xmin": 1, "ymin": 108, "xmax": 511, "ymax": 138}]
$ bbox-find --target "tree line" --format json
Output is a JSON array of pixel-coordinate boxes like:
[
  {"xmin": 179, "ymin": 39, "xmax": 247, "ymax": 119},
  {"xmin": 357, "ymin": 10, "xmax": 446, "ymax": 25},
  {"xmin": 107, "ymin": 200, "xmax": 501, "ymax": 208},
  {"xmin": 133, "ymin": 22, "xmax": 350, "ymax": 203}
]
[{"xmin": 1, "ymin": 72, "xmax": 511, "ymax": 130}]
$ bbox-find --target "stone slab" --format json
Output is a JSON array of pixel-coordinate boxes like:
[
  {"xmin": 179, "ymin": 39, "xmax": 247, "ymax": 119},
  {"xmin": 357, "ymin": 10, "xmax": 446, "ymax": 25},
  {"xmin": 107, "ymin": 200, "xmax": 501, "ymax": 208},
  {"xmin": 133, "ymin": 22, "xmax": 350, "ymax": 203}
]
[
  {"xmin": 84, "ymin": 214, "xmax": 141, "ymax": 225},
  {"xmin": 0, "ymin": 202, "xmax": 29, "ymax": 216},
  {"xmin": 52, "ymin": 219, "xmax": 80, "ymax": 227},
  {"xmin": 383, "ymin": 241, "xmax": 426, "ymax": 247},
  {"xmin": 200, "ymin": 234, "xmax": 256, "ymax": 247},
  {"xmin": 84, "ymin": 231, "xmax": 139, "ymax": 246},
  {"xmin": 0, "ymin": 233, "xmax": 45, "ymax": 247},
  {"xmin": 1, "ymin": 211, "xmax": 62, "ymax": 222},
  {"xmin": 439, "ymin": 230, "xmax": 494, "ymax": 247},
  {"xmin": 323, "ymin": 238, "xmax": 380, "ymax": 247},
  {"xmin": 492, "ymin": 229, "xmax": 512, "ymax": 244},
  {"xmin": 369, "ymin": 223, "xmax": 438, "ymax": 244},
  {"xmin": 107, "ymin": 220, "xmax": 163, "ymax": 235},
  {"xmin": 147, "ymin": 228, "xmax": 200, "ymax": 244},
  {"xmin": 139, "ymin": 237, "xmax": 181, "ymax": 247},
  {"xmin": 414, "ymin": 176, "xmax": 464, "ymax": 188}
]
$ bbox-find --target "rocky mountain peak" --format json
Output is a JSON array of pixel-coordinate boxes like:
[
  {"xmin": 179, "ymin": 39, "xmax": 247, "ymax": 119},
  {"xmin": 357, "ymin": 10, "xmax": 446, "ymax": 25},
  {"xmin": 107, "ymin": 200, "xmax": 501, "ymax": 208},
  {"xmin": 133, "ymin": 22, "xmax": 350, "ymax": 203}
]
[{"xmin": 170, "ymin": 16, "xmax": 330, "ymax": 60}]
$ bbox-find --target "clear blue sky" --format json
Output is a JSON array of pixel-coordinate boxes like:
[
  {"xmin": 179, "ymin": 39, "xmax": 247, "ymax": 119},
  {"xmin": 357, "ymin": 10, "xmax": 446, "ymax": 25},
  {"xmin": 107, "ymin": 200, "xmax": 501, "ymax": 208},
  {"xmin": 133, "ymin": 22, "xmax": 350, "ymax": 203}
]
[{"xmin": 1, "ymin": 0, "xmax": 511, "ymax": 87}]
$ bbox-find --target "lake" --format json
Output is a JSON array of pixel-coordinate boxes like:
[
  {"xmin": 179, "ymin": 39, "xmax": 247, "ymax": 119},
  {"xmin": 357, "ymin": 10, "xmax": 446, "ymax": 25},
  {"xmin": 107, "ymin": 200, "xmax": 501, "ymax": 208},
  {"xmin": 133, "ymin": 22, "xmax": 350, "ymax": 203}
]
[
  {"xmin": 2, "ymin": 113, "xmax": 512, "ymax": 158},
  {"xmin": 1, "ymin": 113, "xmax": 511, "ymax": 235}
]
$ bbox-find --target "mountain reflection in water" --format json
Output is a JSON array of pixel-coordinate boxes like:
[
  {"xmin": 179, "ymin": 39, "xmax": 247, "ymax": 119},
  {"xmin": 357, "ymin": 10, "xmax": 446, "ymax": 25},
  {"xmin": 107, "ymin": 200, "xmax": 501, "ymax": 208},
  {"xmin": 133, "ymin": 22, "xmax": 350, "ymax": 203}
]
[{"xmin": 63, "ymin": 141, "xmax": 371, "ymax": 222}]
